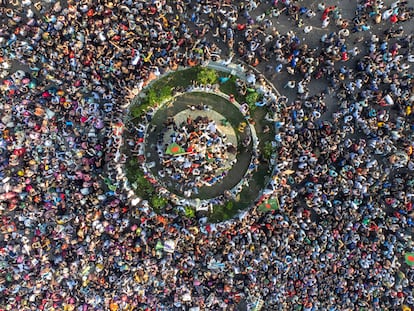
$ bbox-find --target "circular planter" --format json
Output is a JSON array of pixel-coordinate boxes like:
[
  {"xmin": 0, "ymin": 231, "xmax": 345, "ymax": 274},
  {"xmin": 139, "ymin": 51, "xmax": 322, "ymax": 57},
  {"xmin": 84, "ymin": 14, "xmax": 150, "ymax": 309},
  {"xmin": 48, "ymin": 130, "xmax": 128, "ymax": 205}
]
[{"xmin": 123, "ymin": 65, "xmax": 279, "ymax": 222}]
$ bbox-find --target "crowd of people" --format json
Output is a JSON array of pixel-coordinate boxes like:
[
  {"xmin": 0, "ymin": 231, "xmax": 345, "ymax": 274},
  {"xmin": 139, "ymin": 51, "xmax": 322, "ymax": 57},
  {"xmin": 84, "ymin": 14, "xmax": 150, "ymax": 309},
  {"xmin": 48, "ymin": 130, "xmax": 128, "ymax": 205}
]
[
  {"xmin": 0, "ymin": 0, "xmax": 413, "ymax": 310},
  {"xmin": 157, "ymin": 113, "xmax": 236, "ymax": 196},
  {"xmin": 131, "ymin": 83, "xmax": 262, "ymax": 213}
]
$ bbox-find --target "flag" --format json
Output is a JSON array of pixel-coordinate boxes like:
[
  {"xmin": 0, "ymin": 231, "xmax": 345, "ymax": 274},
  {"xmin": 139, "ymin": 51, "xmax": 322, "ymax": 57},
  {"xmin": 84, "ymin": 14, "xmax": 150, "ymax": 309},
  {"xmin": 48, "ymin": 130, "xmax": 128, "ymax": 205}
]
[
  {"xmin": 155, "ymin": 240, "xmax": 164, "ymax": 251},
  {"xmin": 404, "ymin": 253, "xmax": 414, "ymax": 266},
  {"xmin": 206, "ymin": 152, "xmax": 214, "ymax": 162},
  {"xmin": 258, "ymin": 198, "xmax": 279, "ymax": 212},
  {"xmin": 166, "ymin": 142, "xmax": 185, "ymax": 155}
]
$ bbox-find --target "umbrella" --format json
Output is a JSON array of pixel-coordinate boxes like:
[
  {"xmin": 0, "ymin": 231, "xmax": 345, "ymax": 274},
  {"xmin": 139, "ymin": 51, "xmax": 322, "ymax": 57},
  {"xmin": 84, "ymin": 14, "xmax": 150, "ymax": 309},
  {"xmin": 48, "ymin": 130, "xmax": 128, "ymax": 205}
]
[
  {"xmin": 258, "ymin": 198, "xmax": 279, "ymax": 212},
  {"xmin": 166, "ymin": 142, "xmax": 185, "ymax": 155},
  {"xmin": 404, "ymin": 253, "xmax": 414, "ymax": 266}
]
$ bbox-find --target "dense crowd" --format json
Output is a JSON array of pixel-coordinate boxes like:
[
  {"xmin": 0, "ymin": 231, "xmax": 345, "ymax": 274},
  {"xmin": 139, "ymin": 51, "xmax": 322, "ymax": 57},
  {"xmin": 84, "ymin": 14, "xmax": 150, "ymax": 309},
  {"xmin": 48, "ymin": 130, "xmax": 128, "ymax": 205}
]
[
  {"xmin": 158, "ymin": 114, "xmax": 235, "ymax": 194},
  {"xmin": 0, "ymin": 0, "xmax": 413, "ymax": 310}
]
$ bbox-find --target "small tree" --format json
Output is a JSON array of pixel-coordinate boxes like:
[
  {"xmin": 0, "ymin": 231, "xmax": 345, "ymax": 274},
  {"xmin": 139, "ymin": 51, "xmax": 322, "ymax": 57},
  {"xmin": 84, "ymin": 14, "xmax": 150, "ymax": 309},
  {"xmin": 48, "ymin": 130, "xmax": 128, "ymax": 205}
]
[
  {"xmin": 184, "ymin": 206, "xmax": 196, "ymax": 218},
  {"xmin": 245, "ymin": 91, "xmax": 259, "ymax": 111},
  {"xmin": 147, "ymin": 88, "xmax": 158, "ymax": 105},
  {"xmin": 158, "ymin": 85, "xmax": 172, "ymax": 102},
  {"xmin": 132, "ymin": 169, "xmax": 154, "ymax": 198},
  {"xmin": 197, "ymin": 67, "xmax": 218, "ymax": 85},
  {"xmin": 263, "ymin": 141, "xmax": 275, "ymax": 159},
  {"xmin": 151, "ymin": 195, "xmax": 168, "ymax": 212}
]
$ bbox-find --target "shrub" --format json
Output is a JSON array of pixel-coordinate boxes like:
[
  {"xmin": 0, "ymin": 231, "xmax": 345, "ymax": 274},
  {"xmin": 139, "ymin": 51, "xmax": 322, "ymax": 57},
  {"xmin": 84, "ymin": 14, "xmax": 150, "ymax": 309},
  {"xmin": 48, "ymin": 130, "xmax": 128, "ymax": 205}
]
[
  {"xmin": 209, "ymin": 204, "xmax": 230, "ymax": 222},
  {"xmin": 245, "ymin": 92, "xmax": 259, "ymax": 111},
  {"xmin": 130, "ymin": 101, "xmax": 150, "ymax": 118},
  {"xmin": 151, "ymin": 195, "xmax": 168, "ymax": 211},
  {"xmin": 225, "ymin": 200, "xmax": 234, "ymax": 210},
  {"xmin": 158, "ymin": 85, "xmax": 173, "ymax": 102},
  {"xmin": 196, "ymin": 67, "xmax": 218, "ymax": 85},
  {"xmin": 136, "ymin": 173, "xmax": 154, "ymax": 198},
  {"xmin": 126, "ymin": 159, "xmax": 154, "ymax": 198},
  {"xmin": 147, "ymin": 88, "xmax": 158, "ymax": 105},
  {"xmin": 263, "ymin": 141, "xmax": 275, "ymax": 159},
  {"xmin": 130, "ymin": 105, "xmax": 142, "ymax": 118},
  {"xmin": 184, "ymin": 206, "xmax": 196, "ymax": 218}
]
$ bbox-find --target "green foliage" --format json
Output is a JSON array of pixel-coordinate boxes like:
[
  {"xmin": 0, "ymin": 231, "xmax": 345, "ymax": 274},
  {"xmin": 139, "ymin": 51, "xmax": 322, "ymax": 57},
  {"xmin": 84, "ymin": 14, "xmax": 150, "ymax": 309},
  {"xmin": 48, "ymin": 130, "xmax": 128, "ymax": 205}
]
[
  {"xmin": 225, "ymin": 200, "xmax": 234, "ymax": 210},
  {"xmin": 130, "ymin": 101, "xmax": 150, "ymax": 118},
  {"xmin": 184, "ymin": 206, "xmax": 196, "ymax": 218},
  {"xmin": 144, "ymin": 83, "xmax": 172, "ymax": 106},
  {"xmin": 197, "ymin": 67, "xmax": 218, "ymax": 85},
  {"xmin": 159, "ymin": 85, "xmax": 172, "ymax": 102},
  {"xmin": 125, "ymin": 158, "xmax": 139, "ymax": 180},
  {"xmin": 130, "ymin": 105, "xmax": 142, "ymax": 118},
  {"xmin": 151, "ymin": 195, "xmax": 168, "ymax": 212},
  {"xmin": 147, "ymin": 88, "xmax": 158, "ymax": 105},
  {"xmin": 135, "ymin": 173, "xmax": 154, "ymax": 198},
  {"xmin": 209, "ymin": 204, "xmax": 231, "ymax": 222},
  {"xmin": 263, "ymin": 141, "xmax": 275, "ymax": 159},
  {"xmin": 245, "ymin": 92, "xmax": 259, "ymax": 111},
  {"xmin": 125, "ymin": 158, "xmax": 154, "ymax": 199},
  {"xmin": 209, "ymin": 200, "xmax": 239, "ymax": 222},
  {"xmin": 130, "ymin": 85, "xmax": 172, "ymax": 118}
]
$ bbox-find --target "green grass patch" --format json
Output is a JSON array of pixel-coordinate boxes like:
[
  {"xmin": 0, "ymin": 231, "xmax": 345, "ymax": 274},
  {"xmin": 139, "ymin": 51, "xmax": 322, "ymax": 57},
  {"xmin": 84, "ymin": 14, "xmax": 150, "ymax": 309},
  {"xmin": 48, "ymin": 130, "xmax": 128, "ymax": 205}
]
[
  {"xmin": 125, "ymin": 159, "xmax": 155, "ymax": 199},
  {"xmin": 209, "ymin": 200, "xmax": 240, "ymax": 223},
  {"xmin": 197, "ymin": 67, "xmax": 218, "ymax": 85},
  {"xmin": 218, "ymin": 75, "xmax": 245, "ymax": 103}
]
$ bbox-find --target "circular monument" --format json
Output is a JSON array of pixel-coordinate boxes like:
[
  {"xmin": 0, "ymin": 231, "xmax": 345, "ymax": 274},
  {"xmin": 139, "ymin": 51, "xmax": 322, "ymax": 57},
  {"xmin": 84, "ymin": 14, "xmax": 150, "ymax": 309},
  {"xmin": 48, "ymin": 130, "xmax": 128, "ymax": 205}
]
[
  {"xmin": 154, "ymin": 110, "xmax": 238, "ymax": 194},
  {"xmin": 124, "ymin": 66, "xmax": 278, "ymax": 221},
  {"xmin": 145, "ymin": 91, "xmax": 254, "ymax": 201}
]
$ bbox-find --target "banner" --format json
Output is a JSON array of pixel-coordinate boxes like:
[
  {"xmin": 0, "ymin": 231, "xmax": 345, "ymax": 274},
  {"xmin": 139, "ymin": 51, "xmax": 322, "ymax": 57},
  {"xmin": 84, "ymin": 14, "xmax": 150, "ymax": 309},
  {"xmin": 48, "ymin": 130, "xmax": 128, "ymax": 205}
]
[
  {"xmin": 165, "ymin": 142, "xmax": 185, "ymax": 155},
  {"xmin": 405, "ymin": 253, "xmax": 414, "ymax": 266},
  {"xmin": 258, "ymin": 198, "xmax": 279, "ymax": 212}
]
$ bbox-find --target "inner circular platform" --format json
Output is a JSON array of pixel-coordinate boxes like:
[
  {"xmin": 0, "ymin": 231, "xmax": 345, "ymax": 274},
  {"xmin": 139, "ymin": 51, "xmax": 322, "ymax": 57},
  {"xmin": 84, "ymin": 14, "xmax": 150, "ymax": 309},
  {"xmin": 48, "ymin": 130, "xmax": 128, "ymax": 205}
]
[
  {"xmin": 144, "ymin": 91, "xmax": 254, "ymax": 200},
  {"xmin": 157, "ymin": 108, "xmax": 238, "ymax": 196}
]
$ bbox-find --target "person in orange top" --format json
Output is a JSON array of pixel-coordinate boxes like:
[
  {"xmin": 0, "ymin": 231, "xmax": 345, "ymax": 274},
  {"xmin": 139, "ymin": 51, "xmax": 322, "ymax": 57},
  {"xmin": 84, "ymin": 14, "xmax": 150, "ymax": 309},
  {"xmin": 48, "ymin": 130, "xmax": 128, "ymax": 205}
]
[{"xmin": 109, "ymin": 301, "xmax": 119, "ymax": 311}]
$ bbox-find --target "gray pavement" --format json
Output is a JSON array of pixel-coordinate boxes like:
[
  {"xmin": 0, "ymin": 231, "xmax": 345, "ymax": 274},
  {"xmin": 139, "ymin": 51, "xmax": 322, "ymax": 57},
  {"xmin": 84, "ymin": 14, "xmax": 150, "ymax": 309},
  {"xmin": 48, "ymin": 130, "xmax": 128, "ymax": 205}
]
[{"xmin": 198, "ymin": 0, "xmax": 414, "ymax": 121}]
